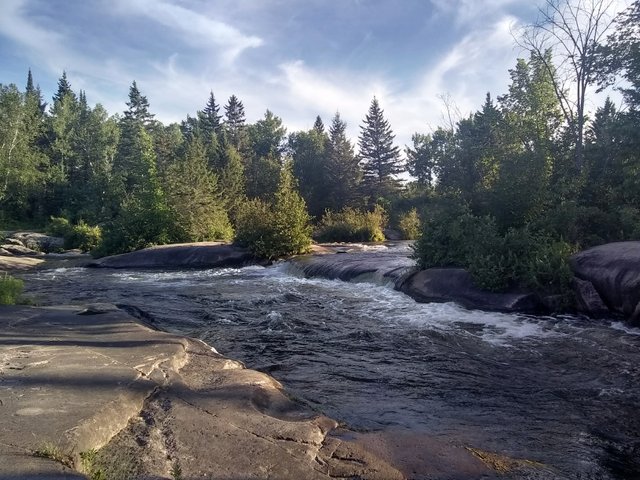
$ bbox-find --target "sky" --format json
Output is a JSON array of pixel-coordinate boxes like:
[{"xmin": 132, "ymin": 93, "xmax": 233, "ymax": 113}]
[{"xmin": 0, "ymin": 0, "xmax": 628, "ymax": 149}]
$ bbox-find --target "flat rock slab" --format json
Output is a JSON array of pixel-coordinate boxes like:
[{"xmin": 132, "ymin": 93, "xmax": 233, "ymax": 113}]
[
  {"xmin": 89, "ymin": 242, "xmax": 260, "ymax": 269},
  {"xmin": 0, "ymin": 306, "xmax": 408, "ymax": 479},
  {"xmin": 571, "ymin": 241, "xmax": 640, "ymax": 322},
  {"xmin": 396, "ymin": 268, "xmax": 541, "ymax": 313}
]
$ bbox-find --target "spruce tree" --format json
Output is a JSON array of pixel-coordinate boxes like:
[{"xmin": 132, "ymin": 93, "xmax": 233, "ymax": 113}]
[
  {"xmin": 357, "ymin": 97, "xmax": 402, "ymax": 201},
  {"xmin": 53, "ymin": 71, "xmax": 75, "ymax": 104},
  {"xmin": 313, "ymin": 115, "xmax": 325, "ymax": 134},
  {"xmin": 123, "ymin": 81, "xmax": 154, "ymax": 128},
  {"xmin": 224, "ymin": 94, "xmax": 246, "ymax": 149},
  {"xmin": 200, "ymin": 91, "xmax": 222, "ymax": 139},
  {"xmin": 327, "ymin": 112, "xmax": 361, "ymax": 211}
]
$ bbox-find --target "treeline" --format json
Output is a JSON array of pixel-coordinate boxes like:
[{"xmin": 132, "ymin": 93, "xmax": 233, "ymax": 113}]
[{"xmin": 1, "ymin": 0, "xmax": 639, "ymax": 300}]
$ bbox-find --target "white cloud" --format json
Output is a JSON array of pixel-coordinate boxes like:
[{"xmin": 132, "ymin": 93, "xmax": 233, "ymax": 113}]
[{"xmin": 113, "ymin": 0, "xmax": 263, "ymax": 63}]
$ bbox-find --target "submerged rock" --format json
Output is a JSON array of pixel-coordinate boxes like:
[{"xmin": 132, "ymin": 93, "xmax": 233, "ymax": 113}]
[
  {"xmin": 571, "ymin": 241, "xmax": 640, "ymax": 323},
  {"xmin": 395, "ymin": 268, "xmax": 541, "ymax": 313},
  {"xmin": 89, "ymin": 242, "xmax": 261, "ymax": 269}
]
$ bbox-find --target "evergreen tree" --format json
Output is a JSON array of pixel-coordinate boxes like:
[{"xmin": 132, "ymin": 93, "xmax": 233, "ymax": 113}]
[
  {"xmin": 53, "ymin": 71, "xmax": 75, "ymax": 104},
  {"xmin": 313, "ymin": 115, "xmax": 325, "ymax": 134},
  {"xmin": 358, "ymin": 97, "xmax": 402, "ymax": 201},
  {"xmin": 245, "ymin": 110, "xmax": 286, "ymax": 199},
  {"xmin": 165, "ymin": 137, "xmax": 233, "ymax": 241},
  {"xmin": 123, "ymin": 81, "xmax": 154, "ymax": 128},
  {"xmin": 200, "ymin": 91, "xmax": 222, "ymax": 139},
  {"xmin": 224, "ymin": 94, "xmax": 246, "ymax": 149},
  {"xmin": 326, "ymin": 112, "xmax": 361, "ymax": 211},
  {"xmin": 289, "ymin": 125, "xmax": 328, "ymax": 217}
]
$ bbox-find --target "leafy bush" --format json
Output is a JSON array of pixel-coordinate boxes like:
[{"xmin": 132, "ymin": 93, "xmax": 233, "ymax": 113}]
[
  {"xmin": 66, "ymin": 221, "xmax": 102, "ymax": 251},
  {"xmin": 47, "ymin": 216, "xmax": 73, "ymax": 238},
  {"xmin": 412, "ymin": 203, "xmax": 575, "ymax": 296},
  {"xmin": 95, "ymin": 195, "xmax": 173, "ymax": 257},
  {"xmin": 47, "ymin": 217, "xmax": 102, "ymax": 251},
  {"xmin": 397, "ymin": 208, "xmax": 421, "ymax": 240},
  {"xmin": 234, "ymin": 166, "xmax": 312, "ymax": 259},
  {"xmin": 0, "ymin": 275, "xmax": 24, "ymax": 305},
  {"xmin": 315, "ymin": 206, "xmax": 387, "ymax": 242}
]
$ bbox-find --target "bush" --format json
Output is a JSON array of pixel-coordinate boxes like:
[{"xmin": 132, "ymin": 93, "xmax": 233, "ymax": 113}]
[
  {"xmin": 234, "ymin": 166, "xmax": 312, "ymax": 259},
  {"xmin": 397, "ymin": 208, "xmax": 421, "ymax": 240},
  {"xmin": 315, "ymin": 206, "xmax": 387, "ymax": 242},
  {"xmin": 412, "ymin": 203, "xmax": 575, "ymax": 296},
  {"xmin": 95, "ymin": 195, "xmax": 173, "ymax": 257},
  {"xmin": 0, "ymin": 275, "xmax": 24, "ymax": 305},
  {"xmin": 47, "ymin": 217, "xmax": 102, "ymax": 252}
]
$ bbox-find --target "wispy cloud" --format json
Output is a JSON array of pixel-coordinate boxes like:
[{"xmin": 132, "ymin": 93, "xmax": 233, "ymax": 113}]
[{"xmin": 113, "ymin": 0, "xmax": 264, "ymax": 63}]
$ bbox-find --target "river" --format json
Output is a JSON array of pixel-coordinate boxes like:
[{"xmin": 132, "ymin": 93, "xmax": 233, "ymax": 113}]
[{"xmin": 20, "ymin": 245, "xmax": 640, "ymax": 479}]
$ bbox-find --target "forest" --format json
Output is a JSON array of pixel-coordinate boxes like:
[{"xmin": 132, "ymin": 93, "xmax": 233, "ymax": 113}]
[{"xmin": 0, "ymin": 1, "xmax": 638, "ymax": 303}]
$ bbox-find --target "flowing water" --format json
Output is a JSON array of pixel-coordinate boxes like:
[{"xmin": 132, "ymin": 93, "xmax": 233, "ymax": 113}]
[{"xmin": 20, "ymin": 246, "xmax": 640, "ymax": 479}]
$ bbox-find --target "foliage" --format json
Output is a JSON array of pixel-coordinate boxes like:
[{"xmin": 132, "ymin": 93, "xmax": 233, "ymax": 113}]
[
  {"xmin": 412, "ymin": 203, "xmax": 574, "ymax": 295},
  {"xmin": 397, "ymin": 208, "xmax": 421, "ymax": 240},
  {"xmin": 315, "ymin": 206, "xmax": 387, "ymax": 243},
  {"xmin": 47, "ymin": 217, "xmax": 102, "ymax": 251},
  {"xmin": 358, "ymin": 97, "xmax": 402, "ymax": 202},
  {"xmin": 0, "ymin": 274, "xmax": 24, "ymax": 305},
  {"xmin": 234, "ymin": 165, "xmax": 312, "ymax": 259}
]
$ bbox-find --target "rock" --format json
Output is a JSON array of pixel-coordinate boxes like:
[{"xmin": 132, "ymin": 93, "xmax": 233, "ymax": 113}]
[
  {"xmin": 572, "ymin": 278, "xmax": 610, "ymax": 316},
  {"xmin": 0, "ymin": 247, "xmax": 13, "ymax": 256},
  {"xmin": 9, "ymin": 232, "xmax": 64, "ymax": 253},
  {"xmin": 570, "ymin": 241, "xmax": 640, "ymax": 323},
  {"xmin": 0, "ymin": 305, "xmax": 403, "ymax": 479},
  {"xmin": 1, "ymin": 244, "xmax": 44, "ymax": 257},
  {"xmin": 4, "ymin": 237, "xmax": 25, "ymax": 247},
  {"xmin": 396, "ymin": 268, "xmax": 542, "ymax": 313},
  {"xmin": 89, "ymin": 242, "xmax": 261, "ymax": 269},
  {"xmin": 291, "ymin": 252, "xmax": 415, "ymax": 283},
  {"xmin": 383, "ymin": 228, "xmax": 403, "ymax": 241}
]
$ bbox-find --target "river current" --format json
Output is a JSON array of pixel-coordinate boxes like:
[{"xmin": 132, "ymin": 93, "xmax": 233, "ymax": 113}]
[{"xmin": 20, "ymin": 246, "xmax": 640, "ymax": 479}]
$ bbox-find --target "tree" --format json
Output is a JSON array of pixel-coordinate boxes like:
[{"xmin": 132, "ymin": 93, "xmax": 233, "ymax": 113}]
[
  {"xmin": 313, "ymin": 115, "xmax": 325, "ymax": 134},
  {"xmin": 224, "ymin": 94, "xmax": 246, "ymax": 149},
  {"xmin": 245, "ymin": 110, "xmax": 286, "ymax": 199},
  {"xmin": 52, "ymin": 71, "xmax": 75, "ymax": 104},
  {"xmin": 357, "ymin": 97, "xmax": 402, "ymax": 201},
  {"xmin": 519, "ymin": 0, "xmax": 619, "ymax": 171},
  {"xmin": 289, "ymin": 126, "xmax": 328, "ymax": 217},
  {"xmin": 165, "ymin": 137, "xmax": 233, "ymax": 241},
  {"xmin": 123, "ymin": 81, "xmax": 154, "ymax": 129},
  {"xmin": 199, "ymin": 91, "xmax": 223, "ymax": 139},
  {"xmin": 326, "ymin": 112, "xmax": 361, "ymax": 211}
]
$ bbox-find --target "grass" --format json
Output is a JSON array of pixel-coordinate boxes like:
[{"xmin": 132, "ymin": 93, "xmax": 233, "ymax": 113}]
[
  {"xmin": 32, "ymin": 442, "xmax": 74, "ymax": 469},
  {"xmin": 0, "ymin": 274, "xmax": 24, "ymax": 305}
]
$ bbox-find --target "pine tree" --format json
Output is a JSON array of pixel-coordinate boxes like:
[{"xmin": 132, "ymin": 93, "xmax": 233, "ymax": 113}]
[
  {"xmin": 289, "ymin": 124, "xmax": 328, "ymax": 217},
  {"xmin": 357, "ymin": 98, "xmax": 402, "ymax": 201},
  {"xmin": 200, "ymin": 91, "xmax": 222, "ymax": 139},
  {"xmin": 123, "ymin": 81, "xmax": 154, "ymax": 128},
  {"xmin": 326, "ymin": 112, "xmax": 361, "ymax": 211},
  {"xmin": 53, "ymin": 71, "xmax": 76, "ymax": 104},
  {"xmin": 313, "ymin": 115, "xmax": 325, "ymax": 134},
  {"xmin": 224, "ymin": 94, "xmax": 246, "ymax": 149}
]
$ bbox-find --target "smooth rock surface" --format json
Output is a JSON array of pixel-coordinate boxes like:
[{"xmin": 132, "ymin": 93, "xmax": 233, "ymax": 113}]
[
  {"xmin": 0, "ymin": 305, "xmax": 404, "ymax": 479},
  {"xmin": 572, "ymin": 277, "xmax": 610, "ymax": 316},
  {"xmin": 1, "ymin": 244, "xmax": 44, "ymax": 257},
  {"xmin": 396, "ymin": 268, "xmax": 541, "ymax": 313},
  {"xmin": 570, "ymin": 241, "xmax": 640, "ymax": 322},
  {"xmin": 89, "ymin": 242, "xmax": 259, "ymax": 269},
  {"xmin": 9, "ymin": 232, "xmax": 64, "ymax": 253}
]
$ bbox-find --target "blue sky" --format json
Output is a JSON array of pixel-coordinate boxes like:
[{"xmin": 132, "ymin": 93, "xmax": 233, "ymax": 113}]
[{"xmin": 0, "ymin": 0, "xmax": 626, "ymax": 147}]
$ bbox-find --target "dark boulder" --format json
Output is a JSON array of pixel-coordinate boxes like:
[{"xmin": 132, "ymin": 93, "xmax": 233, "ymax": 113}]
[
  {"xmin": 291, "ymin": 252, "xmax": 414, "ymax": 282},
  {"xmin": 572, "ymin": 278, "xmax": 610, "ymax": 316},
  {"xmin": 9, "ymin": 232, "xmax": 64, "ymax": 253},
  {"xmin": 89, "ymin": 242, "xmax": 260, "ymax": 269},
  {"xmin": 395, "ymin": 268, "xmax": 541, "ymax": 313},
  {"xmin": 570, "ymin": 241, "xmax": 640, "ymax": 323}
]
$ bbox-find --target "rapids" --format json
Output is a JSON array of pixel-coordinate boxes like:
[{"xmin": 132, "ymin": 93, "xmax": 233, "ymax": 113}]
[{"xmin": 20, "ymin": 248, "xmax": 640, "ymax": 479}]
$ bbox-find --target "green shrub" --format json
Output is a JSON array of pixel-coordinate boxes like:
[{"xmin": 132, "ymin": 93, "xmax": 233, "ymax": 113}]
[
  {"xmin": 66, "ymin": 221, "xmax": 102, "ymax": 251},
  {"xmin": 47, "ymin": 216, "xmax": 73, "ymax": 238},
  {"xmin": 234, "ymin": 166, "xmax": 312, "ymax": 259},
  {"xmin": 95, "ymin": 195, "xmax": 173, "ymax": 257},
  {"xmin": 47, "ymin": 217, "xmax": 102, "ymax": 252},
  {"xmin": 397, "ymin": 208, "xmax": 421, "ymax": 240},
  {"xmin": 0, "ymin": 275, "xmax": 24, "ymax": 305},
  {"xmin": 315, "ymin": 206, "xmax": 387, "ymax": 242},
  {"xmin": 412, "ymin": 203, "xmax": 575, "ymax": 297}
]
